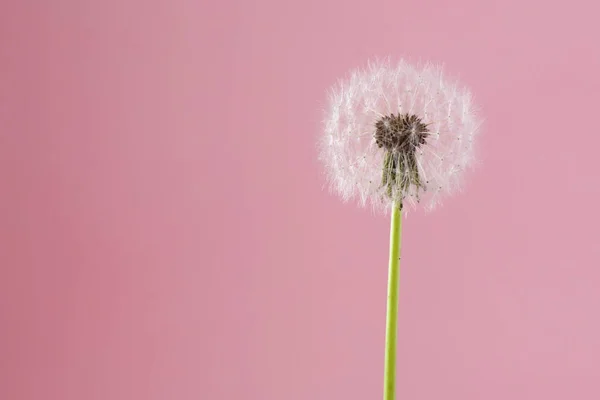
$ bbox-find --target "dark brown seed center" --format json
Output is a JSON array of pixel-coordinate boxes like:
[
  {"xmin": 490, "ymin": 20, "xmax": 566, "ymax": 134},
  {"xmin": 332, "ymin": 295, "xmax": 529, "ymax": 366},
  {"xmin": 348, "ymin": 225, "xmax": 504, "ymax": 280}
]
[
  {"xmin": 374, "ymin": 113, "xmax": 429, "ymax": 201},
  {"xmin": 374, "ymin": 113, "xmax": 429, "ymax": 153}
]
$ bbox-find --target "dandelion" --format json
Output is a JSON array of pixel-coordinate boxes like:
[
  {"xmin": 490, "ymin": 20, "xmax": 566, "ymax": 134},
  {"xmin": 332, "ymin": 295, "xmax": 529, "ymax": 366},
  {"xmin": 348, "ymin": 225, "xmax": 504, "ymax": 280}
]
[{"xmin": 318, "ymin": 58, "xmax": 482, "ymax": 400}]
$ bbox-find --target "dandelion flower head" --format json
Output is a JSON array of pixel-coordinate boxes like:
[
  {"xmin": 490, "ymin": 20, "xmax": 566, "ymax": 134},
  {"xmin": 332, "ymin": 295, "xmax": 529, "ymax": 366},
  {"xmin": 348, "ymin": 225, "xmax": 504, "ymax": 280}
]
[{"xmin": 319, "ymin": 58, "xmax": 482, "ymax": 213}]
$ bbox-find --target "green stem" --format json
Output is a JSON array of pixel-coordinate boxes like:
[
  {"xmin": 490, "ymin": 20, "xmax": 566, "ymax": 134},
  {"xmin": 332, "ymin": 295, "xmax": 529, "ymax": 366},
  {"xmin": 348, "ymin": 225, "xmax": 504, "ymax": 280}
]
[{"xmin": 383, "ymin": 201, "xmax": 402, "ymax": 400}]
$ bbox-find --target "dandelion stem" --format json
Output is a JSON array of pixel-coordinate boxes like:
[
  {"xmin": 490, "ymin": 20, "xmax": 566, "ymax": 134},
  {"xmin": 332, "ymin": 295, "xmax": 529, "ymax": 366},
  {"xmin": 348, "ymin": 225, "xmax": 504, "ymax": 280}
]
[{"xmin": 383, "ymin": 201, "xmax": 402, "ymax": 400}]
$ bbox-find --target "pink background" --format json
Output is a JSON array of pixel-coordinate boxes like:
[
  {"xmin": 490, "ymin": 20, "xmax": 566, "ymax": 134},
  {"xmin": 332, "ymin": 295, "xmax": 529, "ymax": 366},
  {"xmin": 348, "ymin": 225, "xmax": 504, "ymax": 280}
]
[{"xmin": 1, "ymin": 0, "xmax": 600, "ymax": 399}]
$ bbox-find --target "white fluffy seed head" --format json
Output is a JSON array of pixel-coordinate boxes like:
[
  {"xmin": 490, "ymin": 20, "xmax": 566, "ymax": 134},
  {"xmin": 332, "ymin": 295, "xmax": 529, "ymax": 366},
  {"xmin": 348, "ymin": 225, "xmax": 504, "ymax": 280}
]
[{"xmin": 318, "ymin": 58, "xmax": 483, "ymax": 214}]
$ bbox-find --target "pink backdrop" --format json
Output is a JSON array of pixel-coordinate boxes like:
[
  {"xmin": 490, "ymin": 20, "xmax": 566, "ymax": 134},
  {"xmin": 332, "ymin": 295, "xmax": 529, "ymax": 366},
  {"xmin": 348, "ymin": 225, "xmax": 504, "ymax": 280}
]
[{"xmin": 2, "ymin": 1, "xmax": 600, "ymax": 399}]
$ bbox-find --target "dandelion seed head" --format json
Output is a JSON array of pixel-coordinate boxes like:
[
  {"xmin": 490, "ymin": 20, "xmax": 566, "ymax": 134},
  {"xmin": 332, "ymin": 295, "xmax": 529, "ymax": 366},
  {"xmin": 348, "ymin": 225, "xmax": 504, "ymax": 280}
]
[{"xmin": 318, "ymin": 58, "xmax": 483, "ymax": 214}]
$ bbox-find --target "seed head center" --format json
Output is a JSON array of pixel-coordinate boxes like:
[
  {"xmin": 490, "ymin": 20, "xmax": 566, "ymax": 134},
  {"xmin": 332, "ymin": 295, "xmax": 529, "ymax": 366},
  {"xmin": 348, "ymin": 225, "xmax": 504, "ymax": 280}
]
[
  {"xmin": 375, "ymin": 113, "xmax": 430, "ymax": 201},
  {"xmin": 374, "ymin": 113, "xmax": 429, "ymax": 153}
]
